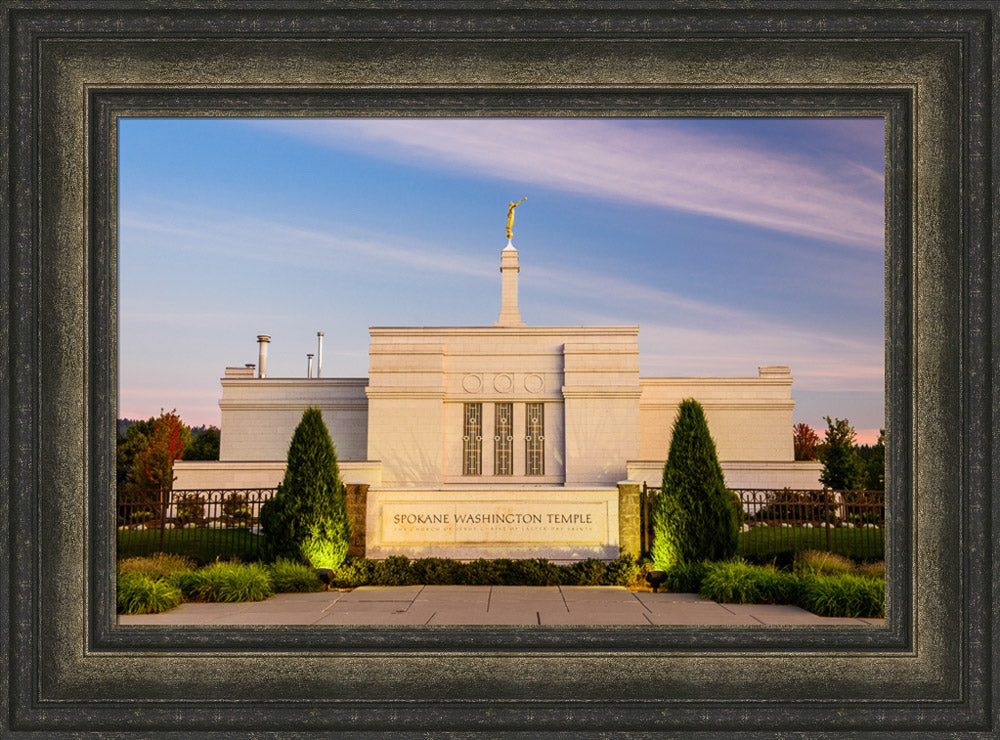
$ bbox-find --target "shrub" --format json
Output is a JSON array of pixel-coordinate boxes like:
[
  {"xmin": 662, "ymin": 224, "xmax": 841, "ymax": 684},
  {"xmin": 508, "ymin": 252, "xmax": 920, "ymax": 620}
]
[
  {"xmin": 329, "ymin": 555, "xmax": 641, "ymax": 588},
  {"xmin": 268, "ymin": 558, "xmax": 324, "ymax": 593},
  {"xmin": 661, "ymin": 561, "xmax": 708, "ymax": 593},
  {"xmin": 194, "ymin": 562, "xmax": 274, "ymax": 602},
  {"xmin": 854, "ymin": 560, "xmax": 886, "ymax": 579},
  {"xmin": 794, "ymin": 550, "xmax": 853, "ymax": 577},
  {"xmin": 118, "ymin": 553, "xmax": 196, "ymax": 581},
  {"xmin": 408, "ymin": 557, "xmax": 464, "ymax": 585},
  {"xmin": 750, "ymin": 488, "xmax": 840, "ymax": 525},
  {"xmin": 562, "ymin": 558, "xmax": 607, "ymax": 586},
  {"xmin": 167, "ymin": 569, "xmax": 211, "ymax": 600},
  {"xmin": 222, "ymin": 492, "xmax": 253, "ymax": 527},
  {"xmin": 604, "ymin": 553, "xmax": 641, "ymax": 587},
  {"xmin": 698, "ymin": 561, "xmax": 800, "ymax": 605},
  {"xmin": 372, "ymin": 555, "xmax": 417, "ymax": 586},
  {"xmin": 260, "ymin": 408, "xmax": 351, "ymax": 570},
  {"xmin": 651, "ymin": 399, "xmax": 738, "ymax": 568},
  {"xmin": 332, "ymin": 557, "xmax": 378, "ymax": 588},
  {"xmin": 797, "ymin": 573, "xmax": 884, "ymax": 618},
  {"xmin": 174, "ymin": 492, "xmax": 207, "ymax": 526},
  {"xmin": 117, "ymin": 572, "xmax": 183, "ymax": 615}
]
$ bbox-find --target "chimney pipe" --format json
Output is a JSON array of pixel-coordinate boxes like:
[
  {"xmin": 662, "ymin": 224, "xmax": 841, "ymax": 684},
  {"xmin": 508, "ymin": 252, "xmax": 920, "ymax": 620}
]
[
  {"xmin": 316, "ymin": 332, "xmax": 324, "ymax": 378},
  {"xmin": 256, "ymin": 334, "xmax": 271, "ymax": 378},
  {"xmin": 307, "ymin": 353, "xmax": 314, "ymax": 378}
]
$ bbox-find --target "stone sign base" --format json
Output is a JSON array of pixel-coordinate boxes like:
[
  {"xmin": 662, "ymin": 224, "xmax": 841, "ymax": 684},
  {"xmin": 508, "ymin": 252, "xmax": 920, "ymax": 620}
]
[{"xmin": 365, "ymin": 487, "xmax": 620, "ymax": 561}]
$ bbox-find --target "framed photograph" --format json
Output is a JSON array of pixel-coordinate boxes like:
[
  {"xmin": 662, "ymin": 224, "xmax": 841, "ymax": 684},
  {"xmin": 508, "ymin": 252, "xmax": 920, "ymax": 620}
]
[{"xmin": 2, "ymin": 2, "xmax": 995, "ymax": 735}]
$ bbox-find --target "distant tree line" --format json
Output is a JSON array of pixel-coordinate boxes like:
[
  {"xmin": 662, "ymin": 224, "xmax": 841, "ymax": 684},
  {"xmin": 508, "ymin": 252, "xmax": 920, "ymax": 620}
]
[{"xmin": 794, "ymin": 418, "xmax": 884, "ymax": 491}]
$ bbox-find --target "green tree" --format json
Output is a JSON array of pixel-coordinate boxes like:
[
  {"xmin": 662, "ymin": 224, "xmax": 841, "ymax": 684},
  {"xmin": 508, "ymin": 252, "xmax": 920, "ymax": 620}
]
[
  {"xmin": 260, "ymin": 407, "xmax": 351, "ymax": 569},
  {"xmin": 183, "ymin": 426, "xmax": 221, "ymax": 460},
  {"xmin": 858, "ymin": 429, "xmax": 885, "ymax": 490},
  {"xmin": 650, "ymin": 399, "xmax": 739, "ymax": 569},
  {"xmin": 116, "ymin": 417, "xmax": 156, "ymax": 496},
  {"xmin": 819, "ymin": 416, "xmax": 864, "ymax": 490}
]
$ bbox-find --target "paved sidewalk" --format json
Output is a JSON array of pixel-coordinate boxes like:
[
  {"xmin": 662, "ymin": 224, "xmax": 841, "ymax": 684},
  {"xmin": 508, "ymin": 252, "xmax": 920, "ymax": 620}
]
[{"xmin": 117, "ymin": 586, "xmax": 884, "ymax": 627}]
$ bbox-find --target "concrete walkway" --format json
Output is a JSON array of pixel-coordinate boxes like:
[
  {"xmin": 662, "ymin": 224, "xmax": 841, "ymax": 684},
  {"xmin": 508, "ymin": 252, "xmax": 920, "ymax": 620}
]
[{"xmin": 118, "ymin": 586, "xmax": 884, "ymax": 627}]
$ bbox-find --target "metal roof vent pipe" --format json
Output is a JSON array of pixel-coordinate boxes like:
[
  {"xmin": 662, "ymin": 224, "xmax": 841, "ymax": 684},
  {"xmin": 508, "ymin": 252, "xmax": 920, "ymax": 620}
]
[
  {"xmin": 256, "ymin": 334, "xmax": 271, "ymax": 378},
  {"xmin": 316, "ymin": 331, "xmax": 324, "ymax": 378},
  {"xmin": 307, "ymin": 353, "xmax": 314, "ymax": 379}
]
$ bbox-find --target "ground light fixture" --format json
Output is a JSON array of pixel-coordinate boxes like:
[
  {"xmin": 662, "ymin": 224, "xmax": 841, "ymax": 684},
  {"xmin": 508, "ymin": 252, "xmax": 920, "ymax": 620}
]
[{"xmin": 644, "ymin": 570, "xmax": 667, "ymax": 592}]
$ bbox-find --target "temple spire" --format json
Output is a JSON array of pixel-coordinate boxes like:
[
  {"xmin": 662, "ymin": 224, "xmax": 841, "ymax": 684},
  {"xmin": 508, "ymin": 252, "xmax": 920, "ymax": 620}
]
[{"xmin": 495, "ymin": 240, "xmax": 526, "ymax": 327}]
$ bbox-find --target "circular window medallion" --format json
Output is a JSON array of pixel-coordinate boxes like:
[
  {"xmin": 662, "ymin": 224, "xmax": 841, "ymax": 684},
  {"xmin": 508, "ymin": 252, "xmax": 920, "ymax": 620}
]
[
  {"xmin": 493, "ymin": 373, "xmax": 513, "ymax": 393},
  {"xmin": 524, "ymin": 373, "xmax": 544, "ymax": 393},
  {"xmin": 462, "ymin": 374, "xmax": 482, "ymax": 393}
]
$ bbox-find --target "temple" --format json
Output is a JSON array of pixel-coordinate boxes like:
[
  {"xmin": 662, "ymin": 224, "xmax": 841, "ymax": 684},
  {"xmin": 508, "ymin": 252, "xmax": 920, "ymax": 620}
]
[
  {"xmin": 173, "ymin": 237, "xmax": 822, "ymax": 559},
  {"xmin": 174, "ymin": 240, "xmax": 821, "ymax": 495}
]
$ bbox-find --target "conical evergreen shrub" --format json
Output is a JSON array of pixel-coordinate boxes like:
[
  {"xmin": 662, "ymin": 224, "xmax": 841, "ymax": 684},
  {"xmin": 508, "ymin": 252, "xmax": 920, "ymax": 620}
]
[
  {"xmin": 650, "ymin": 398, "xmax": 739, "ymax": 569},
  {"xmin": 260, "ymin": 407, "xmax": 351, "ymax": 570}
]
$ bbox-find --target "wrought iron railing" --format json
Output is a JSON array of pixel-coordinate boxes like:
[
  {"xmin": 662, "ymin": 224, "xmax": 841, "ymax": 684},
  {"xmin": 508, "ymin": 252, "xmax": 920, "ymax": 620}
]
[
  {"xmin": 117, "ymin": 488, "xmax": 277, "ymax": 562},
  {"xmin": 640, "ymin": 484, "xmax": 885, "ymax": 561}
]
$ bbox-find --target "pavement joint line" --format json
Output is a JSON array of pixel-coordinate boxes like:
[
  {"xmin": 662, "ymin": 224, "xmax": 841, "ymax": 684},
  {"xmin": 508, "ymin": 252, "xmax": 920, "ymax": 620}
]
[
  {"xmin": 557, "ymin": 586, "xmax": 570, "ymax": 613},
  {"xmin": 486, "ymin": 586, "xmax": 493, "ymax": 612}
]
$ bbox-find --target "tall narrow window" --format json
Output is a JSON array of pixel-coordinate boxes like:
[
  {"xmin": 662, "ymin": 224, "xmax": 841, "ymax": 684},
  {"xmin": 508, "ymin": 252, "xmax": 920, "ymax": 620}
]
[
  {"xmin": 525, "ymin": 402, "xmax": 545, "ymax": 476},
  {"xmin": 494, "ymin": 403, "xmax": 513, "ymax": 476},
  {"xmin": 463, "ymin": 403, "xmax": 482, "ymax": 476}
]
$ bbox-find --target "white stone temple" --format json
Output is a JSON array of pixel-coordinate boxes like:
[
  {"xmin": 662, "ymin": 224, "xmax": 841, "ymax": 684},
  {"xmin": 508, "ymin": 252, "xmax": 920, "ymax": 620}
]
[{"xmin": 173, "ymin": 238, "xmax": 821, "ymax": 560}]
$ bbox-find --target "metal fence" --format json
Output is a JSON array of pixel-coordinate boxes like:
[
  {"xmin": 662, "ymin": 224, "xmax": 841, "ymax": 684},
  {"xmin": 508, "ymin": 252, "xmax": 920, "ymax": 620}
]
[
  {"xmin": 640, "ymin": 484, "xmax": 885, "ymax": 561},
  {"xmin": 117, "ymin": 488, "xmax": 277, "ymax": 562}
]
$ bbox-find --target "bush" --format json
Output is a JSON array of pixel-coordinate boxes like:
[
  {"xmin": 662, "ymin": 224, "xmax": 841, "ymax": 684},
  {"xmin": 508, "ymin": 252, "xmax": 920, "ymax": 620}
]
[
  {"xmin": 854, "ymin": 560, "xmax": 886, "ymax": 579},
  {"xmin": 174, "ymin": 492, "xmax": 207, "ymax": 526},
  {"xmin": 797, "ymin": 573, "xmax": 884, "ymax": 618},
  {"xmin": 651, "ymin": 399, "xmax": 738, "ymax": 568},
  {"xmin": 117, "ymin": 572, "xmax": 183, "ymax": 615},
  {"xmin": 268, "ymin": 558, "xmax": 324, "ymax": 593},
  {"xmin": 118, "ymin": 553, "xmax": 196, "ymax": 581},
  {"xmin": 698, "ymin": 561, "xmax": 800, "ymax": 605},
  {"xmin": 604, "ymin": 553, "xmax": 641, "ymax": 587},
  {"xmin": 661, "ymin": 561, "xmax": 709, "ymax": 593},
  {"xmin": 749, "ymin": 489, "xmax": 840, "ymax": 525},
  {"xmin": 167, "ymin": 569, "xmax": 211, "ymax": 600},
  {"xmin": 222, "ymin": 492, "xmax": 253, "ymax": 527},
  {"xmin": 794, "ymin": 550, "xmax": 854, "ymax": 577},
  {"xmin": 562, "ymin": 558, "xmax": 607, "ymax": 586},
  {"xmin": 260, "ymin": 408, "xmax": 351, "ymax": 570},
  {"xmin": 332, "ymin": 557, "xmax": 378, "ymax": 588},
  {"xmin": 193, "ymin": 562, "xmax": 274, "ymax": 602},
  {"xmin": 329, "ymin": 555, "xmax": 643, "ymax": 588}
]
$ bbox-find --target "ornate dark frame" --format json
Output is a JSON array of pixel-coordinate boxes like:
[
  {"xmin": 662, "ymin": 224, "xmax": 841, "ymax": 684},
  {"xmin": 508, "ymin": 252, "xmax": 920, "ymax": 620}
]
[{"xmin": 1, "ymin": 2, "xmax": 995, "ymax": 736}]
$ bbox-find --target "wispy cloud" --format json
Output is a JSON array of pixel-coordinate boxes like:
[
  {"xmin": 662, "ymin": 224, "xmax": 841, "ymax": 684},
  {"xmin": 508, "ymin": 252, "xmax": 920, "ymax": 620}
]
[
  {"xmin": 120, "ymin": 207, "xmax": 494, "ymax": 281},
  {"xmin": 122, "ymin": 202, "xmax": 882, "ymax": 396},
  {"xmin": 256, "ymin": 118, "xmax": 884, "ymax": 251}
]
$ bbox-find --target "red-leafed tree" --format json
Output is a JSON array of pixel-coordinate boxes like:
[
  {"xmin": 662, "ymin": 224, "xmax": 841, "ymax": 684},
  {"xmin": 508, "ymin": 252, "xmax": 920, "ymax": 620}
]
[
  {"xmin": 131, "ymin": 409, "xmax": 191, "ymax": 507},
  {"xmin": 793, "ymin": 422, "xmax": 821, "ymax": 461}
]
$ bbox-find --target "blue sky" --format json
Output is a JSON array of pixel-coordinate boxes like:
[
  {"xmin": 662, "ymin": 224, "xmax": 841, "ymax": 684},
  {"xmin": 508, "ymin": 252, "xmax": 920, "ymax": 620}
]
[{"xmin": 118, "ymin": 116, "xmax": 885, "ymax": 443}]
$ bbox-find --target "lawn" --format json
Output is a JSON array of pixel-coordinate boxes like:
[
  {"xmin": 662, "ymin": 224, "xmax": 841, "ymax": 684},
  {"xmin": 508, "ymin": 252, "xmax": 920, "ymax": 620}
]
[
  {"xmin": 117, "ymin": 527, "xmax": 263, "ymax": 564},
  {"xmin": 739, "ymin": 525, "xmax": 883, "ymax": 561}
]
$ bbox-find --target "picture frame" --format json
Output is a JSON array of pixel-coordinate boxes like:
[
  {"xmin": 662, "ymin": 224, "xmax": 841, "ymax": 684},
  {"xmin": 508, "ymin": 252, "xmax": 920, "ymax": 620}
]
[{"xmin": 1, "ymin": 2, "xmax": 995, "ymax": 735}]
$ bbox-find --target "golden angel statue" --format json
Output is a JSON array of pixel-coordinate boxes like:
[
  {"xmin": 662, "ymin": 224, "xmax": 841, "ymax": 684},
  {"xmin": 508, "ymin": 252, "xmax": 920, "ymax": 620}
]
[{"xmin": 506, "ymin": 197, "xmax": 527, "ymax": 240}]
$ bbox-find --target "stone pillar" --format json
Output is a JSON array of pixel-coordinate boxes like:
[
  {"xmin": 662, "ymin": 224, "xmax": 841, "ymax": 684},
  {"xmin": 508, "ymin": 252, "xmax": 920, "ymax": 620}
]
[
  {"xmin": 495, "ymin": 242, "xmax": 526, "ymax": 327},
  {"xmin": 345, "ymin": 483, "xmax": 369, "ymax": 557},
  {"xmin": 617, "ymin": 479, "xmax": 641, "ymax": 559}
]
